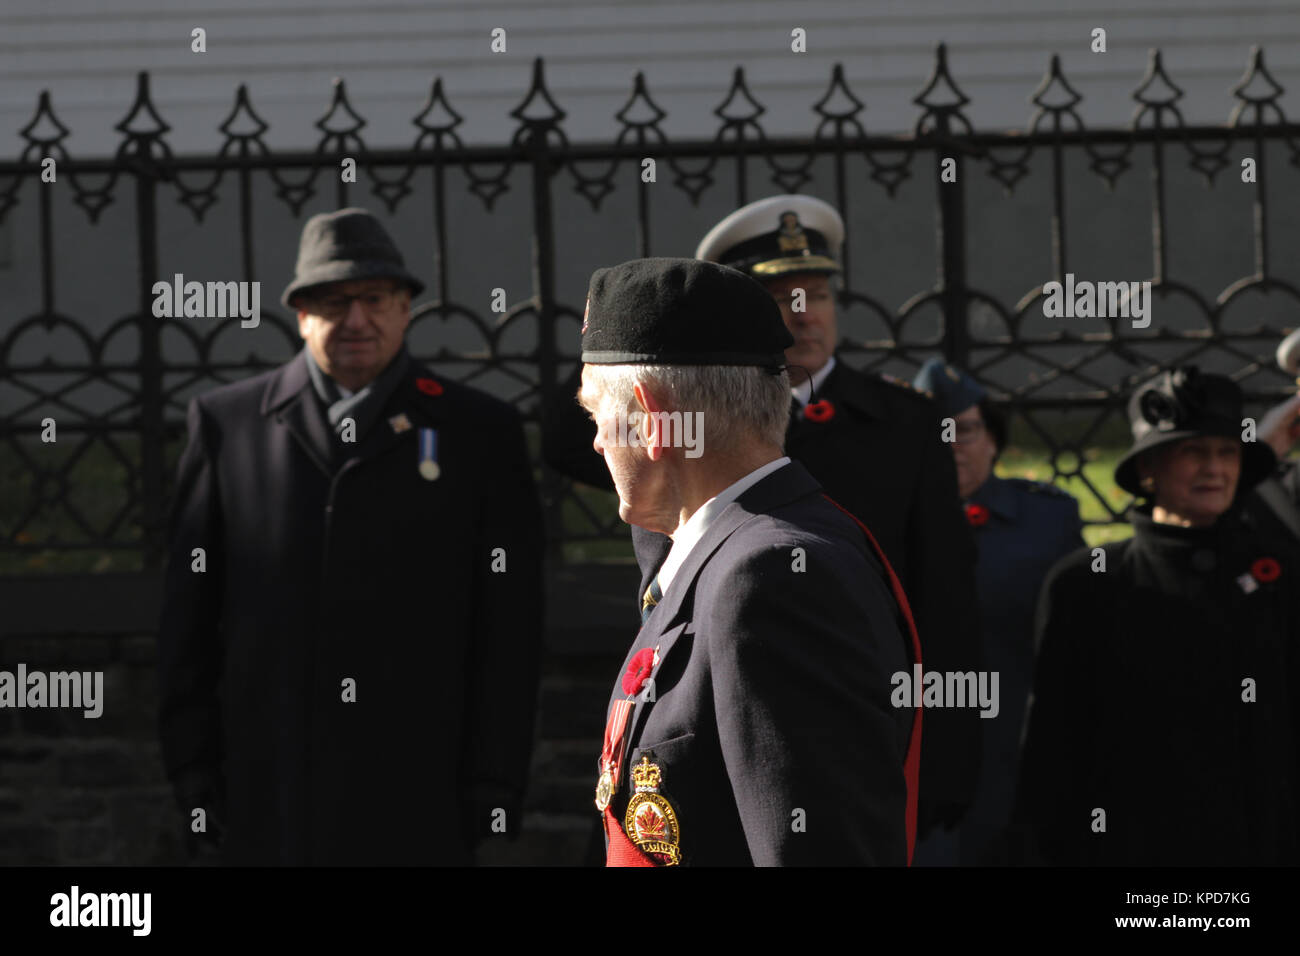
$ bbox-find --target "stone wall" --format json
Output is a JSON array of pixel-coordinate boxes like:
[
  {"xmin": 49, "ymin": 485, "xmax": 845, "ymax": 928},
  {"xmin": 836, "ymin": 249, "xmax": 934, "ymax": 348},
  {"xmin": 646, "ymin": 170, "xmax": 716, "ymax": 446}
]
[{"xmin": 0, "ymin": 564, "xmax": 639, "ymax": 866}]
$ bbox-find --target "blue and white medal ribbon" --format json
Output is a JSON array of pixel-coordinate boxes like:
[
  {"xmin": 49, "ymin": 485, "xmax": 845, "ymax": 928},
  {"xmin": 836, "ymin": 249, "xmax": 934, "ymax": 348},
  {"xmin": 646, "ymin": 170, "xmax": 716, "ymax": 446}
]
[{"xmin": 418, "ymin": 427, "xmax": 440, "ymax": 481}]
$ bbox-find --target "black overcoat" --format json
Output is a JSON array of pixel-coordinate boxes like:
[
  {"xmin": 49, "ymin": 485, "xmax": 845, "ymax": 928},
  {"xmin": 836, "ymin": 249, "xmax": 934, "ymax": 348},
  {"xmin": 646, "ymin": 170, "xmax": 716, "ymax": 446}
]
[
  {"xmin": 1015, "ymin": 506, "xmax": 1300, "ymax": 865},
  {"xmin": 158, "ymin": 350, "xmax": 544, "ymax": 865}
]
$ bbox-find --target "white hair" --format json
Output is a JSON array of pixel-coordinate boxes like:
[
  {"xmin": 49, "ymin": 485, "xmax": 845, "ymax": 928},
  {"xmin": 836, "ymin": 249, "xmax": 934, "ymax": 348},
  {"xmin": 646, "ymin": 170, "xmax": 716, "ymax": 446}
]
[{"xmin": 586, "ymin": 363, "xmax": 790, "ymax": 453}]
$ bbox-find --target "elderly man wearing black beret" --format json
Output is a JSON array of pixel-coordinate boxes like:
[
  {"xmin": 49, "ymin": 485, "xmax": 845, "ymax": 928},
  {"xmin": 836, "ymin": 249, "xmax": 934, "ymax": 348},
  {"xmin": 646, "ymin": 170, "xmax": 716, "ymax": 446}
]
[
  {"xmin": 158, "ymin": 208, "xmax": 544, "ymax": 865},
  {"xmin": 543, "ymin": 196, "xmax": 983, "ymax": 846},
  {"xmin": 578, "ymin": 257, "xmax": 922, "ymax": 866}
]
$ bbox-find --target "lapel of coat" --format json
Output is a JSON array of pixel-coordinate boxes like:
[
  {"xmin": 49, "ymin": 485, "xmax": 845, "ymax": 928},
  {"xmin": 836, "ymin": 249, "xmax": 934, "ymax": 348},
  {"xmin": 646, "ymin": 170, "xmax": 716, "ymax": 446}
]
[
  {"xmin": 818, "ymin": 361, "xmax": 887, "ymax": 421},
  {"xmin": 347, "ymin": 368, "xmax": 451, "ymax": 469},
  {"xmin": 261, "ymin": 351, "xmax": 335, "ymax": 479},
  {"xmin": 260, "ymin": 353, "xmax": 452, "ymax": 478},
  {"xmin": 617, "ymin": 461, "xmax": 824, "ymax": 749},
  {"xmin": 972, "ymin": 474, "xmax": 1019, "ymax": 522}
]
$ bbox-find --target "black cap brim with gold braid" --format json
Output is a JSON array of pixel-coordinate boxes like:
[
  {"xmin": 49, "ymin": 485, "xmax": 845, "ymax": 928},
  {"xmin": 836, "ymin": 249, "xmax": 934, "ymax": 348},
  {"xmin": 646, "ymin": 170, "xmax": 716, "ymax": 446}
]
[{"xmin": 695, "ymin": 194, "xmax": 844, "ymax": 280}]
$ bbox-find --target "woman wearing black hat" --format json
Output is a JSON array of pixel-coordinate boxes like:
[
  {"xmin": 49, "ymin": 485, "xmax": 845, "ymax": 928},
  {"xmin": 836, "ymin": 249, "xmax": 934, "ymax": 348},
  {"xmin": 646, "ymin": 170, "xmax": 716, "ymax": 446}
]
[{"xmin": 1014, "ymin": 366, "xmax": 1300, "ymax": 865}]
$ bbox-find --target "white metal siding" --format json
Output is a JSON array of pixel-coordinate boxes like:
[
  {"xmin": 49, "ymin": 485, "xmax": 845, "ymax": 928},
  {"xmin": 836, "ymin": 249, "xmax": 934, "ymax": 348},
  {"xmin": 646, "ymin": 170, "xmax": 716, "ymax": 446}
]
[{"xmin": 2, "ymin": 0, "xmax": 1298, "ymax": 153}]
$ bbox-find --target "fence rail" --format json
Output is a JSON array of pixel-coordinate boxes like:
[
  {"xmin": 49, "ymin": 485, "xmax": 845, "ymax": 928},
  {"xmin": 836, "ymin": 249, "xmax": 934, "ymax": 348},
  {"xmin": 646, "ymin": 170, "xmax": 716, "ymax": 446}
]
[{"xmin": 3, "ymin": 45, "xmax": 1300, "ymax": 569}]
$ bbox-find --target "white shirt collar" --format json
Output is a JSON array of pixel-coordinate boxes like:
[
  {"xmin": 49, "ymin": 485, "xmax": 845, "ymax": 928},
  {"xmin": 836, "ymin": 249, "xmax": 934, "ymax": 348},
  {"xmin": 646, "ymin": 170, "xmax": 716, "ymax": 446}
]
[
  {"xmin": 791, "ymin": 355, "xmax": 836, "ymax": 406},
  {"xmin": 655, "ymin": 456, "xmax": 791, "ymax": 597}
]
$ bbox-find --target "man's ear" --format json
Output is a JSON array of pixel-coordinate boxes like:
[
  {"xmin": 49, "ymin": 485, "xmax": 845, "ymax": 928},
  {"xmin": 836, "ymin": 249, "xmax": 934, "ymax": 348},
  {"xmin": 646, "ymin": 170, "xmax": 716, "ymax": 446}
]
[
  {"xmin": 633, "ymin": 380, "xmax": 667, "ymax": 462},
  {"xmin": 296, "ymin": 308, "xmax": 310, "ymax": 339}
]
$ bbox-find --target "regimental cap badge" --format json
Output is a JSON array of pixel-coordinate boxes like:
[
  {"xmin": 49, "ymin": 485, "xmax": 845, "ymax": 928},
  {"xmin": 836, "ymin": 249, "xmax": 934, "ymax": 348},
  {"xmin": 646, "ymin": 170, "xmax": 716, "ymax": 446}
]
[
  {"xmin": 694, "ymin": 194, "xmax": 843, "ymax": 280},
  {"xmin": 623, "ymin": 754, "xmax": 683, "ymax": 866},
  {"xmin": 581, "ymin": 299, "xmax": 590, "ymax": 334},
  {"xmin": 776, "ymin": 210, "xmax": 811, "ymax": 255}
]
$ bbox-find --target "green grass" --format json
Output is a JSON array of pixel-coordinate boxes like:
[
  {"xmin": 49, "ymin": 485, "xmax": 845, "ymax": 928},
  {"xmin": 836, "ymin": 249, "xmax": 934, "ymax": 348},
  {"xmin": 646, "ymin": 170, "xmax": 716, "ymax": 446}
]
[
  {"xmin": 996, "ymin": 444, "xmax": 1134, "ymax": 548},
  {"xmin": 0, "ymin": 433, "xmax": 164, "ymax": 575}
]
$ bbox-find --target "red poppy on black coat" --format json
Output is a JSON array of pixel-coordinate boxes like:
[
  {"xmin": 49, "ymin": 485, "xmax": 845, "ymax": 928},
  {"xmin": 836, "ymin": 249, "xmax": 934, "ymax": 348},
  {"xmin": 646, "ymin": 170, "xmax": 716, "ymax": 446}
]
[
  {"xmin": 416, "ymin": 377, "xmax": 444, "ymax": 396},
  {"xmin": 803, "ymin": 400, "xmax": 835, "ymax": 423},
  {"xmin": 1251, "ymin": 557, "xmax": 1282, "ymax": 584},
  {"xmin": 965, "ymin": 503, "xmax": 990, "ymax": 528},
  {"xmin": 623, "ymin": 647, "xmax": 656, "ymax": 696}
]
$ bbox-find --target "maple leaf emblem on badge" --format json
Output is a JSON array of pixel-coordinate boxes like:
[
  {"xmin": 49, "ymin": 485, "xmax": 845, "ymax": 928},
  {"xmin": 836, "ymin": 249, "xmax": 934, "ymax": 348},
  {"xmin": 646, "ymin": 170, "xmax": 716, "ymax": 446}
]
[{"xmin": 635, "ymin": 805, "xmax": 666, "ymax": 838}]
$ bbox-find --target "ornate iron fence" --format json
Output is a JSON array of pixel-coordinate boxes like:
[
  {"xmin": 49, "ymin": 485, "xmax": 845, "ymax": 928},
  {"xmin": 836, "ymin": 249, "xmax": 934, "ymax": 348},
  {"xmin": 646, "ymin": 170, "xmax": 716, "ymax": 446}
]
[{"xmin": 2, "ymin": 45, "xmax": 1300, "ymax": 570}]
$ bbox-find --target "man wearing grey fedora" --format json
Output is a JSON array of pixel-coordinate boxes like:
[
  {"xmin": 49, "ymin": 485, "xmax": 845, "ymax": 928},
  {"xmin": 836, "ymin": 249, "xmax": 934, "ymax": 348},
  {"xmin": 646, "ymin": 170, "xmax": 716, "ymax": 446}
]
[{"xmin": 158, "ymin": 208, "xmax": 545, "ymax": 865}]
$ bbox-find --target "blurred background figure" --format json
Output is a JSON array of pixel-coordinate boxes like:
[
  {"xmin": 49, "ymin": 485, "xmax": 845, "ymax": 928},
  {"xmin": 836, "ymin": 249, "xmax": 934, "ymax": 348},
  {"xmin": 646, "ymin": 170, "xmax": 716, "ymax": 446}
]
[
  {"xmin": 1015, "ymin": 367, "xmax": 1298, "ymax": 865},
  {"xmin": 1248, "ymin": 327, "xmax": 1300, "ymax": 542},
  {"xmin": 912, "ymin": 358, "xmax": 1083, "ymax": 865},
  {"xmin": 158, "ymin": 209, "xmax": 544, "ymax": 865}
]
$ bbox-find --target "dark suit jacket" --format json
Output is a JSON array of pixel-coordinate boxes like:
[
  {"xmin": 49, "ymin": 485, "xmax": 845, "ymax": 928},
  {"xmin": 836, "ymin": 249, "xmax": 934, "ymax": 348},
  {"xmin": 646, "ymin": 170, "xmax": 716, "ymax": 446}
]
[
  {"xmin": 602, "ymin": 461, "xmax": 916, "ymax": 865},
  {"xmin": 158, "ymin": 350, "xmax": 544, "ymax": 865},
  {"xmin": 546, "ymin": 361, "xmax": 982, "ymax": 827}
]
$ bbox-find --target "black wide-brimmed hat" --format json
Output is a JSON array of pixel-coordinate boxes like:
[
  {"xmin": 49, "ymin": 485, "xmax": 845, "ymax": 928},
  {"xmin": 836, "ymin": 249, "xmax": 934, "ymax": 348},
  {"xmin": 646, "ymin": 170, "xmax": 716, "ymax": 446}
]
[
  {"xmin": 580, "ymin": 257, "xmax": 793, "ymax": 367},
  {"xmin": 1114, "ymin": 366, "xmax": 1275, "ymax": 497},
  {"xmin": 281, "ymin": 207, "xmax": 425, "ymax": 309}
]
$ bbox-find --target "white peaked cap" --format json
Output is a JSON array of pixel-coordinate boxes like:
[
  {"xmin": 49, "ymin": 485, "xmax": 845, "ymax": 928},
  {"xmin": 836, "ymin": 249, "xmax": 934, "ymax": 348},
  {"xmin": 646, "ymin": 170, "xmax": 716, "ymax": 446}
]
[
  {"xmin": 694, "ymin": 194, "xmax": 845, "ymax": 277},
  {"xmin": 1278, "ymin": 327, "xmax": 1300, "ymax": 375}
]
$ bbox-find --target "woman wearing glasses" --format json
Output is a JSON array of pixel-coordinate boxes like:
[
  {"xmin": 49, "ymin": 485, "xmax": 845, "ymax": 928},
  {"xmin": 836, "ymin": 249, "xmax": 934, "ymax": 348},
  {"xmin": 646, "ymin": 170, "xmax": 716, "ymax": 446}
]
[{"xmin": 911, "ymin": 358, "xmax": 1084, "ymax": 866}]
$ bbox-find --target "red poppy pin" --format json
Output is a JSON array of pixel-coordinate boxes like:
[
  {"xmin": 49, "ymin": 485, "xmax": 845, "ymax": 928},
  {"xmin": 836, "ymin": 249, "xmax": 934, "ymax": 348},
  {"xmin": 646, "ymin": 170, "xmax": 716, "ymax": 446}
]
[
  {"xmin": 1251, "ymin": 557, "xmax": 1281, "ymax": 584},
  {"xmin": 965, "ymin": 503, "xmax": 990, "ymax": 528},
  {"xmin": 622, "ymin": 647, "xmax": 656, "ymax": 697},
  {"xmin": 416, "ymin": 377, "xmax": 444, "ymax": 397},
  {"xmin": 803, "ymin": 399, "xmax": 835, "ymax": 423}
]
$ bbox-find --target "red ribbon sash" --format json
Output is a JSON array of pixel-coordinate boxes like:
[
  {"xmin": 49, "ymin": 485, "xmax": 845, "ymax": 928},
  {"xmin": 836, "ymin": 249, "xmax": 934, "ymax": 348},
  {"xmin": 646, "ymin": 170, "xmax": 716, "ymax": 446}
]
[
  {"xmin": 604, "ymin": 807, "xmax": 656, "ymax": 867},
  {"xmin": 601, "ymin": 695, "xmax": 660, "ymax": 866},
  {"xmin": 822, "ymin": 494, "xmax": 923, "ymax": 866}
]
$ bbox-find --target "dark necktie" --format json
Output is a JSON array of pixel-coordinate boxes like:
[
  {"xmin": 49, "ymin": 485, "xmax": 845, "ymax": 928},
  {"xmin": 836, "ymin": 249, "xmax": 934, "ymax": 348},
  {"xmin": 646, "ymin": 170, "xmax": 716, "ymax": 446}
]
[{"xmin": 640, "ymin": 576, "xmax": 662, "ymax": 625}]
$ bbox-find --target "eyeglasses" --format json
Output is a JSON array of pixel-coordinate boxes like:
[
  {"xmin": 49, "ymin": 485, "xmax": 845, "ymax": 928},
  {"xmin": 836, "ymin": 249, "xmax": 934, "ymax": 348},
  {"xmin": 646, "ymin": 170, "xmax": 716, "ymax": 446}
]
[
  {"xmin": 954, "ymin": 420, "xmax": 986, "ymax": 443},
  {"xmin": 308, "ymin": 286, "xmax": 403, "ymax": 320}
]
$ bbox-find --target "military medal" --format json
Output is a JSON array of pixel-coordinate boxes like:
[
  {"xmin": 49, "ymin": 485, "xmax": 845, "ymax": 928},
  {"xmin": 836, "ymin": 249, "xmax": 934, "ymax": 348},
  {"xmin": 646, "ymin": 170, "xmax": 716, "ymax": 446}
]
[
  {"xmin": 595, "ymin": 698, "xmax": 635, "ymax": 811},
  {"xmin": 418, "ymin": 427, "xmax": 440, "ymax": 481},
  {"xmin": 387, "ymin": 412, "xmax": 412, "ymax": 434},
  {"xmin": 594, "ymin": 769, "xmax": 614, "ymax": 812},
  {"xmin": 623, "ymin": 755, "xmax": 682, "ymax": 866}
]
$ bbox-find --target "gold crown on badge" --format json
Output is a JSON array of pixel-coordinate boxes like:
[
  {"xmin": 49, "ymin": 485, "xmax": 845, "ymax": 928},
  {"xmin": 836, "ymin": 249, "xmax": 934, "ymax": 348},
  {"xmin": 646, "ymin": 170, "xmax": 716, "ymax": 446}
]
[{"xmin": 631, "ymin": 756, "xmax": 662, "ymax": 792}]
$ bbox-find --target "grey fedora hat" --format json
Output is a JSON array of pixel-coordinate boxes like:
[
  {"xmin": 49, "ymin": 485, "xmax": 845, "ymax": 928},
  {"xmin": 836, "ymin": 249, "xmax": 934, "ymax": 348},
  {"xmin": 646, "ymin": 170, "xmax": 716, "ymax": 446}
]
[{"xmin": 281, "ymin": 207, "xmax": 425, "ymax": 309}]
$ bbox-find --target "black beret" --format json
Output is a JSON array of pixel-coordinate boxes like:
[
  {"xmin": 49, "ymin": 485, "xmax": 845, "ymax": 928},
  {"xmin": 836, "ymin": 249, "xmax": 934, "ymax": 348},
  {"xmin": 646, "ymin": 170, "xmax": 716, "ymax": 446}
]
[{"xmin": 580, "ymin": 258, "xmax": 793, "ymax": 366}]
